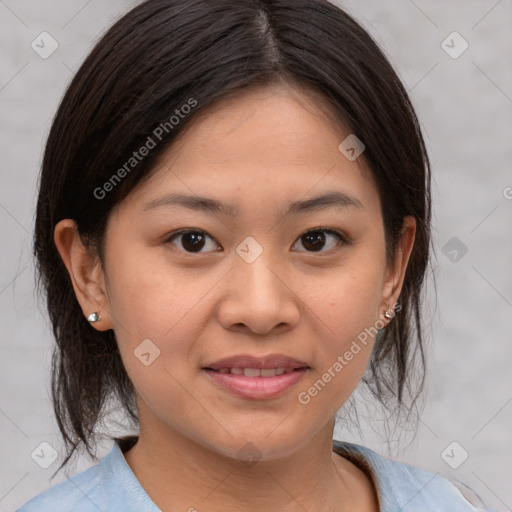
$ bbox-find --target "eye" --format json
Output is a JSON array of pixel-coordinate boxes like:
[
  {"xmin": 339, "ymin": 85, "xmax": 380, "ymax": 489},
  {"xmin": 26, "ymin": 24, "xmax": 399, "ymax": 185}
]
[
  {"xmin": 292, "ymin": 228, "xmax": 348, "ymax": 253},
  {"xmin": 165, "ymin": 227, "xmax": 348, "ymax": 254},
  {"xmin": 165, "ymin": 229, "xmax": 220, "ymax": 253}
]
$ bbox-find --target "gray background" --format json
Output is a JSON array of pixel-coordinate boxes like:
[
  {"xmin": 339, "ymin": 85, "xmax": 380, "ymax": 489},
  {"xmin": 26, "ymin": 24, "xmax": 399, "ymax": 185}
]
[{"xmin": 1, "ymin": 0, "xmax": 511, "ymax": 510}]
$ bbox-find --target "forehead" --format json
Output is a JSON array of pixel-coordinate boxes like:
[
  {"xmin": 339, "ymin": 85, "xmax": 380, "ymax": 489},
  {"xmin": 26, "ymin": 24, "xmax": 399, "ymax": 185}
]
[{"xmin": 126, "ymin": 84, "xmax": 380, "ymax": 217}]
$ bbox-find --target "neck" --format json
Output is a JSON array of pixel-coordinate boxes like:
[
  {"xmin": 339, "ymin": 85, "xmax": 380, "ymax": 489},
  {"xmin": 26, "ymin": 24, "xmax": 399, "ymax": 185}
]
[{"xmin": 123, "ymin": 418, "xmax": 378, "ymax": 512}]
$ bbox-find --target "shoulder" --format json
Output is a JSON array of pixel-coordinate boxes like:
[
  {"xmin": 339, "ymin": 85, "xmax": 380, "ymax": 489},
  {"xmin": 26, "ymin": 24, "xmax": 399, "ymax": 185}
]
[
  {"xmin": 333, "ymin": 441, "xmax": 498, "ymax": 512},
  {"xmin": 15, "ymin": 462, "xmax": 104, "ymax": 512},
  {"xmin": 16, "ymin": 437, "xmax": 159, "ymax": 512}
]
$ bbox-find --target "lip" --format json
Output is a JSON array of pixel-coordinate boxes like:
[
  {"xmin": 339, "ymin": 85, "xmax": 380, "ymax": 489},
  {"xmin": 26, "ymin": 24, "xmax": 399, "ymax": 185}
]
[
  {"xmin": 202, "ymin": 354, "xmax": 310, "ymax": 400},
  {"xmin": 203, "ymin": 368, "xmax": 308, "ymax": 399},
  {"xmin": 204, "ymin": 354, "xmax": 309, "ymax": 370}
]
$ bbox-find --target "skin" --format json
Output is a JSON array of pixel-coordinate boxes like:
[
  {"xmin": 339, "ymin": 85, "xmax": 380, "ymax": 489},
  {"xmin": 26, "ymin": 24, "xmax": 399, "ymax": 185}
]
[{"xmin": 55, "ymin": 84, "xmax": 416, "ymax": 511}]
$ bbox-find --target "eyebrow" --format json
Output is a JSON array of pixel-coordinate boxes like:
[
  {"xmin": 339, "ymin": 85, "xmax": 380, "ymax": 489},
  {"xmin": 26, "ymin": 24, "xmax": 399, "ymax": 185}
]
[{"xmin": 141, "ymin": 191, "xmax": 363, "ymax": 217}]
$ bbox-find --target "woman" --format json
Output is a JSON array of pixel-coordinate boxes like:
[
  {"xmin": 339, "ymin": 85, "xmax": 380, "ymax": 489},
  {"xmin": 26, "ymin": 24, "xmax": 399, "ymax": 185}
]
[{"xmin": 18, "ymin": 0, "xmax": 497, "ymax": 510}]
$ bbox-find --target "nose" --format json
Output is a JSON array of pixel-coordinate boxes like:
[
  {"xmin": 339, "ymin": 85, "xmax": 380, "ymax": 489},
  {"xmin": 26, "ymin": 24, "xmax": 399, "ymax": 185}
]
[{"xmin": 216, "ymin": 252, "xmax": 300, "ymax": 337}]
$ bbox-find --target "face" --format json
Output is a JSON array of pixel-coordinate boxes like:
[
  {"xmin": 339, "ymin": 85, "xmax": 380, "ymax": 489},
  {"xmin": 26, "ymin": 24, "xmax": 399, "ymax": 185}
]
[{"xmin": 61, "ymin": 84, "xmax": 415, "ymax": 462}]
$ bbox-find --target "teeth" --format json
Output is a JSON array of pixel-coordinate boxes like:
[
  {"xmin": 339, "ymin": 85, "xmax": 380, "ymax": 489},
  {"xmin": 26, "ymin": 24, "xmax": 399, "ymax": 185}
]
[{"xmin": 215, "ymin": 367, "xmax": 297, "ymax": 377}]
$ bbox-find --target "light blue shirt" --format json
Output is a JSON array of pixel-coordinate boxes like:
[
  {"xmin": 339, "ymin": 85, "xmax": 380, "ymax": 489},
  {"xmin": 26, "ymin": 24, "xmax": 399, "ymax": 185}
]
[{"xmin": 16, "ymin": 437, "xmax": 497, "ymax": 511}]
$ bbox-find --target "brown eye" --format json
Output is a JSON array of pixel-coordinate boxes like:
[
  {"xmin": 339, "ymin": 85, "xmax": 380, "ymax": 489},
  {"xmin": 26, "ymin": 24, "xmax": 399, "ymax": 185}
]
[
  {"xmin": 166, "ymin": 230, "xmax": 220, "ymax": 253},
  {"xmin": 293, "ymin": 229, "xmax": 347, "ymax": 253}
]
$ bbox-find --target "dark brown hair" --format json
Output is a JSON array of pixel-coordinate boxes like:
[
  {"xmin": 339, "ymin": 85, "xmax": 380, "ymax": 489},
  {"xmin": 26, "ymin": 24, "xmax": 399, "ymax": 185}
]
[{"xmin": 33, "ymin": 0, "xmax": 433, "ymax": 472}]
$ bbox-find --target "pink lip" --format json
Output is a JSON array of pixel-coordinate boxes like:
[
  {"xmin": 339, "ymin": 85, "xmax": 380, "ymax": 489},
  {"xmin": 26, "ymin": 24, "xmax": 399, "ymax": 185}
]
[
  {"xmin": 204, "ymin": 354, "xmax": 309, "ymax": 370},
  {"xmin": 203, "ymin": 368, "xmax": 308, "ymax": 399}
]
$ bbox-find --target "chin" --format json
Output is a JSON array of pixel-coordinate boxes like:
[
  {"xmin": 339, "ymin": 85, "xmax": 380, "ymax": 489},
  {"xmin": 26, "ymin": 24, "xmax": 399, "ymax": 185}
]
[{"xmin": 195, "ymin": 423, "xmax": 318, "ymax": 463}]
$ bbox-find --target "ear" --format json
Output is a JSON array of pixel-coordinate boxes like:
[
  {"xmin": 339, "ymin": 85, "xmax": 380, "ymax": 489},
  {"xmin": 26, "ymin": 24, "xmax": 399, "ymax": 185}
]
[
  {"xmin": 53, "ymin": 219, "xmax": 113, "ymax": 331},
  {"xmin": 380, "ymin": 215, "xmax": 416, "ymax": 321}
]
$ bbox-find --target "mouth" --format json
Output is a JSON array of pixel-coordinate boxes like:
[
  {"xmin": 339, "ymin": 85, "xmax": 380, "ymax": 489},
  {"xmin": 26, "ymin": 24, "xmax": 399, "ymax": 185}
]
[
  {"xmin": 202, "ymin": 354, "xmax": 310, "ymax": 399},
  {"xmin": 204, "ymin": 354, "xmax": 309, "ymax": 371},
  {"xmin": 207, "ymin": 367, "xmax": 299, "ymax": 377}
]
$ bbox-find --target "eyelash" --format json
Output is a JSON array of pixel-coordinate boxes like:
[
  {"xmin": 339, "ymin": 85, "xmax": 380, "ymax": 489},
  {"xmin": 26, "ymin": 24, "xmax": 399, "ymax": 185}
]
[{"xmin": 164, "ymin": 227, "xmax": 350, "ymax": 254}]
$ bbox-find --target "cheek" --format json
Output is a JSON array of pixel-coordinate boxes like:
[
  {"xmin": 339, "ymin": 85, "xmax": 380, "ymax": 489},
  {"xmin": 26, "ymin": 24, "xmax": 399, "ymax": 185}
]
[
  {"xmin": 103, "ymin": 245, "xmax": 212, "ymax": 379},
  {"xmin": 295, "ymin": 260, "xmax": 385, "ymax": 409},
  {"xmin": 305, "ymin": 258, "xmax": 384, "ymax": 345},
  {"xmin": 105, "ymin": 256, "xmax": 204, "ymax": 418},
  {"xmin": 106, "ymin": 242, "xmax": 205, "ymax": 337}
]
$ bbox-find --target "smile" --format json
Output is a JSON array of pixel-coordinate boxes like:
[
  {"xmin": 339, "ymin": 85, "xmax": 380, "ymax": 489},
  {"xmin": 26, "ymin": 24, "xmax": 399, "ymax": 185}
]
[
  {"xmin": 203, "ymin": 366, "xmax": 309, "ymax": 399},
  {"xmin": 212, "ymin": 367, "xmax": 296, "ymax": 377}
]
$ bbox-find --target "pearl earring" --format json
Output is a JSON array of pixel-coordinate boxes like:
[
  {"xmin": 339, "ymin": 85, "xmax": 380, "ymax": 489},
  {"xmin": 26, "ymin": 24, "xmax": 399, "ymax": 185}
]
[{"xmin": 87, "ymin": 312, "xmax": 101, "ymax": 323}]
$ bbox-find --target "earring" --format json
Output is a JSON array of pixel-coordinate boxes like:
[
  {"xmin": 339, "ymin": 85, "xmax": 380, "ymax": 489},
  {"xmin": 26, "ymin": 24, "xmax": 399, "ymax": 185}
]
[
  {"xmin": 384, "ymin": 305, "xmax": 394, "ymax": 319},
  {"xmin": 87, "ymin": 312, "xmax": 101, "ymax": 323}
]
